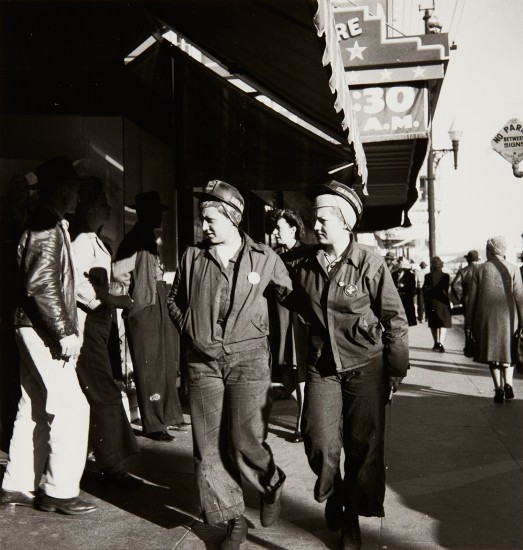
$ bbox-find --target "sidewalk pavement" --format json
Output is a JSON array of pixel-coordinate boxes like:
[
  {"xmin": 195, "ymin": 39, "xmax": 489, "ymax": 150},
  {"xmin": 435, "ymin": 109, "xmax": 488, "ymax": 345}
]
[{"xmin": 1, "ymin": 318, "xmax": 522, "ymax": 549}]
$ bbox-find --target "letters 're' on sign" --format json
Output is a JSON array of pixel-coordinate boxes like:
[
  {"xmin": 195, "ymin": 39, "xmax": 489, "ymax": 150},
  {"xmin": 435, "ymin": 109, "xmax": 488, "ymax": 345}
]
[
  {"xmin": 491, "ymin": 118, "xmax": 523, "ymax": 164},
  {"xmin": 350, "ymin": 85, "xmax": 428, "ymax": 142}
]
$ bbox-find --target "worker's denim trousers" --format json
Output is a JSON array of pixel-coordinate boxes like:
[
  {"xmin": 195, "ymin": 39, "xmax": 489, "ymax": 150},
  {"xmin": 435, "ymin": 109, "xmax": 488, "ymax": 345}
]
[
  {"xmin": 187, "ymin": 341, "xmax": 283, "ymax": 525},
  {"xmin": 302, "ymin": 354, "xmax": 386, "ymax": 518}
]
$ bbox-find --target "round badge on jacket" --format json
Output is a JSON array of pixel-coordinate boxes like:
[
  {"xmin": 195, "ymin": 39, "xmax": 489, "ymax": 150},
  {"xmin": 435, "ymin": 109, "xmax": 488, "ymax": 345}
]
[
  {"xmin": 248, "ymin": 271, "xmax": 261, "ymax": 285},
  {"xmin": 344, "ymin": 284, "xmax": 357, "ymax": 297}
]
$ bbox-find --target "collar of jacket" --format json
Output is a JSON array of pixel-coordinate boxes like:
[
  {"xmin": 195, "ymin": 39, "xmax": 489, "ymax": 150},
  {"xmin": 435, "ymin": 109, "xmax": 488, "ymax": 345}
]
[
  {"xmin": 313, "ymin": 237, "xmax": 364, "ymax": 270},
  {"xmin": 194, "ymin": 230, "xmax": 266, "ymax": 260}
]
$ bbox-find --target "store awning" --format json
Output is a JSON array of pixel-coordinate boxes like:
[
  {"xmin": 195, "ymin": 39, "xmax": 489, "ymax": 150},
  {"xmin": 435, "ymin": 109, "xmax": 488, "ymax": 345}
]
[
  {"xmin": 125, "ymin": 41, "xmax": 352, "ymax": 192},
  {"xmin": 0, "ymin": 0, "xmax": 366, "ymax": 188},
  {"xmin": 146, "ymin": 0, "xmax": 367, "ymax": 189}
]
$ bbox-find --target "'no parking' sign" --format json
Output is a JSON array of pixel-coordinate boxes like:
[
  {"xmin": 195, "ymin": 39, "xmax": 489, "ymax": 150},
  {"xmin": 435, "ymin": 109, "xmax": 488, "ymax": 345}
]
[{"xmin": 491, "ymin": 118, "xmax": 523, "ymax": 164}]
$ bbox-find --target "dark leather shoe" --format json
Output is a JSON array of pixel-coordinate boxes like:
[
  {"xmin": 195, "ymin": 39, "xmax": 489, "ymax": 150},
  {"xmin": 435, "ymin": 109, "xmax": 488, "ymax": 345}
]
[
  {"xmin": 325, "ymin": 491, "xmax": 344, "ymax": 531},
  {"xmin": 290, "ymin": 431, "xmax": 303, "ymax": 443},
  {"xmin": 36, "ymin": 494, "xmax": 97, "ymax": 515},
  {"xmin": 0, "ymin": 489, "xmax": 35, "ymax": 507},
  {"xmin": 100, "ymin": 470, "xmax": 144, "ymax": 489},
  {"xmin": 341, "ymin": 515, "xmax": 362, "ymax": 550},
  {"xmin": 147, "ymin": 430, "xmax": 175, "ymax": 441},
  {"xmin": 260, "ymin": 470, "xmax": 286, "ymax": 527},
  {"xmin": 494, "ymin": 388, "xmax": 504, "ymax": 403},
  {"xmin": 504, "ymin": 384, "xmax": 515, "ymax": 400},
  {"xmin": 220, "ymin": 515, "xmax": 248, "ymax": 549}
]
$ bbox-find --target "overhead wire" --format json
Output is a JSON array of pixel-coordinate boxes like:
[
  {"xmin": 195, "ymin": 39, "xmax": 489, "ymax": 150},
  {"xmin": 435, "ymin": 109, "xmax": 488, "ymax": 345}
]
[{"xmin": 450, "ymin": 0, "xmax": 467, "ymax": 45}]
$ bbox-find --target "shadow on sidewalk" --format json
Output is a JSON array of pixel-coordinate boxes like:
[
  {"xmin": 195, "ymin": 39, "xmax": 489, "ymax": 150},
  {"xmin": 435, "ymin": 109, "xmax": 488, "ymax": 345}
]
[{"xmin": 385, "ymin": 371, "xmax": 523, "ymax": 548}]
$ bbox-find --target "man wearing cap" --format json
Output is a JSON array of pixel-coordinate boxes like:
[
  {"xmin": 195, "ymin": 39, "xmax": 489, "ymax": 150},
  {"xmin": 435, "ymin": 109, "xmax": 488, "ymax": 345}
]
[
  {"xmin": 113, "ymin": 191, "xmax": 186, "ymax": 442},
  {"xmin": 1, "ymin": 156, "xmax": 96, "ymax": 514},
  {"xmin": 287, "ymin": 180, "xmax": 408, "ymax": 550},
  {"xmin": 383, "ymin": 251, "xmax": 396, "ymax": 272},
  {"xmin": 452, "ymin": 250, "xmax": 480, "ymax": 356},
  {"xmin": 167, "ymin": 180, "xmax": 291, "ymax": 549},
  {"xmin": 451, "ymin": 250, "xmax": 480, "ymax": 311}
]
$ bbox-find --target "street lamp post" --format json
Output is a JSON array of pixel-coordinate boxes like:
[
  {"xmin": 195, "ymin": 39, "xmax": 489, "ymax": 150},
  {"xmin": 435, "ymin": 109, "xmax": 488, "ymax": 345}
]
[{"xmin": 426, "ymin": 122, "xmax": 463, "ymax": 258}]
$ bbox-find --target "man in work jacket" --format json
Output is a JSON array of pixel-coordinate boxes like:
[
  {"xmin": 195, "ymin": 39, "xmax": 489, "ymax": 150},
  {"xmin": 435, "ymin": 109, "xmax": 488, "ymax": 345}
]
[
  {"xmin": 287, "ymin": 180, "xmax": 409, "ymax": 550},
  {"xmin": 167, "ymin": 180, "xmax": 291, "ymax": 550}
]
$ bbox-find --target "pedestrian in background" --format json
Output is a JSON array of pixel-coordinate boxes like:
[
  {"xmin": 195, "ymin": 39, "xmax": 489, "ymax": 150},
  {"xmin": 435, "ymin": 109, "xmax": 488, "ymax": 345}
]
[
  {"xmin": 415, "ymin": 261, "xmax": 429, "ymax": 322},
  {"xmin": 452, "ymin": 250, "xmax": 480, "ymax": 356},
  {"xmin": 69, "ymin": 178, "xmax": 141, "ymax": 489},
  {"xmin": 423, "ymin": 257, "xmax": 452, "ymax": 353},
  {"xmin": 269, "ymin": 208, "xmax": 308, "ymax": 443},
  {"xmin": 168, "ymin": 180, "xmax": 291, "ymax": 549},
  {"xmin": 0, "ymin": 156, "xmax": 95, "ymax": 514},
  {"xmin": 392, "ymin": 258, "xmax": 417, "ymax": 326},
  {"xmin": 384, "ymin": 251, "xmax": 396, "ymax": 272},
  {"xmin": 288, "ymin": 181, "xmax": 408, "ymax": 550},
  {"xmin": 465, "ymin": 236, "xmax": 523, "ymax": 403},
  {"xmin": 451, "ymin": 250, "xmax": 480, "ymax": 309}
]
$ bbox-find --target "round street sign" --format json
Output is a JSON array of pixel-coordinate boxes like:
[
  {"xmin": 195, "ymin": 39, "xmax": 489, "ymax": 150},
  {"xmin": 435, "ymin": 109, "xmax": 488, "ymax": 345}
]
[{"xmin": 491, "ymin": 118, "xmax": 523, "ymax": 164}]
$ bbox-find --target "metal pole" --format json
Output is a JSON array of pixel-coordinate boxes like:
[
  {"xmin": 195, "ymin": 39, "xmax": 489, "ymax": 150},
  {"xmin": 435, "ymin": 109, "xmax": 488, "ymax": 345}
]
[{"xmin": 427, "ymin": 146, "xmax": 436, "ymax": 259}]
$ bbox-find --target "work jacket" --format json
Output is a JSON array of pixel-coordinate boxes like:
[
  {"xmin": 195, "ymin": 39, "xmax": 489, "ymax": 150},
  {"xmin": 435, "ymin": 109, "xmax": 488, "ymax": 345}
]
[
  {"xmin": 288, "ymin": 241, "xmax": 409, "ymax": 377},
  {"xmin": 167, "ymin": 232, "xmax": 292, "ymax": 358},
  {"xmin": 14, "ymin": 205, "xmax": 78, "ymax": 341}
]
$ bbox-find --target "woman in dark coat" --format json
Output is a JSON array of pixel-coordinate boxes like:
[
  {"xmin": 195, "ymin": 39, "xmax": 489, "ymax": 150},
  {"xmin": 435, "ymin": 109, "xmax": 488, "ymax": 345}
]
[
  {"xmin": 466, "ymin": 236, "xmax": 523, "ymax": 403},
  {"xmin": 423, "ymin": 256, "xmax": 452, "ymax": 352},
  {"xmin": 269, "ymin": 208, "xmax": 308, "ymax": 442},
  {"xmin": 392, "ymin": 258, "xmax": 417, "ymax": 326}
]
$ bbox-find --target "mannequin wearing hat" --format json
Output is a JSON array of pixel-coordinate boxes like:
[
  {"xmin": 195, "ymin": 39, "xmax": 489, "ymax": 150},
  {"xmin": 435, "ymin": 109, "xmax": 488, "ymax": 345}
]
[
  {"xmin": 286, "ymin": 180, "xmax": 409, "ymax": 550},
  {"xmin": 167, "ymin": 180, "xmax": 292, "ymax": 548},
  {"xmin": 113, "ymin": 191, "xmax": 186, "ymax": 442}
]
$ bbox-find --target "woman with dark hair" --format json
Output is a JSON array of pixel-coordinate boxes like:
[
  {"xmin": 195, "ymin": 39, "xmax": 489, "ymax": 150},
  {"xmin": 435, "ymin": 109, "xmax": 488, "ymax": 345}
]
[
  {"xmin": 269, "ymin": 208, "xmax": 308, "ymax": 442},
  {"xmin": 423, "ymin": 256, "xmax": 452, "ymax": 352},
  {"xmin": 466, "ymin": 236, "xmax": 523, "ymax": 403},
  {"xmin": 69, "ymin": 177, "xmax": 141, "ymax": 488}
]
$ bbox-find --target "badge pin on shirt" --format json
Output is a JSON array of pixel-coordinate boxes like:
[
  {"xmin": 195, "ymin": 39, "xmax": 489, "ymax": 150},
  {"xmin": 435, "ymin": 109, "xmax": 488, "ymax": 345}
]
[
  {"xmin": 344, "ymin": 284, "xmax": 358, "ymax": 297},
  {"xmin": 248, "ymin": 271, "xmax": 261, "ymax": 285}
]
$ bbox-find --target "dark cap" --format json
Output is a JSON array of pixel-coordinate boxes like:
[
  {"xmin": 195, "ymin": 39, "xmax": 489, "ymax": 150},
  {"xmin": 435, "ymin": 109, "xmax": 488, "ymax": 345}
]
[
  {"xmin": 129, "ymin": 191, "xmax": 168, "ymax": 212},
  {"xmin": 465, "ymin": 250, "xmax": 479, "ymax": 262},
  {"xmin": 384, "ymin": 251, "xmax": 395, "ymax": 260},
  {"xmin": 35, "ymin": 156, "xmax": 81, "ymax": 189},
  {"xmin": 310, "ymin": 180, "xmax": 363, "ymax": 222},
  {"xmin": 195, "ymin": 179, "xmax": 244, "ymax": 214}
]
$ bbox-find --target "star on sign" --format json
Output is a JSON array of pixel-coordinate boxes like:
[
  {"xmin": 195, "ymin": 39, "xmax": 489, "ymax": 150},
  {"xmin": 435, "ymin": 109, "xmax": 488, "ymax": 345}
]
[
  {"xmin": 346, "ymin": 40, "xmax": 367, "ymax": 61},
  {"xmin": 380, "ymin": 68, "xmax": 392, "ymax": 81},
  {"xmin": 412, "ymin": 66, "xmax": 426, "ymax": 78}
]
